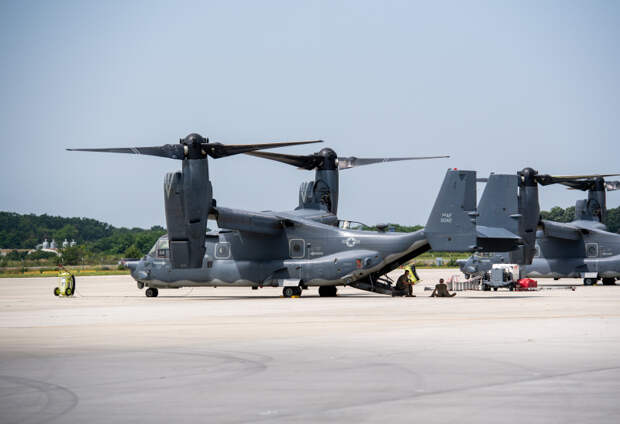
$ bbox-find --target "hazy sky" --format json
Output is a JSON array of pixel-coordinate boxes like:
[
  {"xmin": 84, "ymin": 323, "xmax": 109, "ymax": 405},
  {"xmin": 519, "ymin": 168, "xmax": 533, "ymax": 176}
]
[{"xmin": 1, "ymin": 0, "xmax": 619, "ymax": 229}]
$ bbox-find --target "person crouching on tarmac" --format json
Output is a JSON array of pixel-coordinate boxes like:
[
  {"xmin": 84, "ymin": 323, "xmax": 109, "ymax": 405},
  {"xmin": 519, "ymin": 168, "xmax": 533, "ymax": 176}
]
[
  {"xmin": 431, "ymin": 278, "xmax": 456, "ymax": 297},
  {"xmin": 392, "ymin": 269, "xmax": 415, "ymax": 297}
]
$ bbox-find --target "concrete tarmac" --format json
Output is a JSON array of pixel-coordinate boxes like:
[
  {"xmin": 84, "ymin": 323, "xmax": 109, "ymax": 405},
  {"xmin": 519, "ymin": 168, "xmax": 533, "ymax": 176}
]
[{"xmin": 1, "ymin": 269, "xmax": 619, "ymax": 423}]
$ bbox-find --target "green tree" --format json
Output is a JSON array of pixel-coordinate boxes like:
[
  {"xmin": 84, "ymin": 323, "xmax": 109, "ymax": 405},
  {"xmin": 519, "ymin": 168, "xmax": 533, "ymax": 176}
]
[
  {"xmin": 605, "ymin": 207, "xmax": 620, "ymax": 233},
  {"xmin": 540, "ymin": 206, "xmax": 575, "ymax": 223},
  {"xmin": 29, "ymin": 250, "xmax": 58, "ymax": 260},
  {"xmin": 123, "ymin": 245, "xmax": 142, "ymax": 259},
  {"xmin": 54, "ymin": 224, "xmax": 79, "ymax": 242},
  {"xmin": 6, "ymin": 250, "xmax": 27, "ymax": 261},
  {"xmin": 60, "ymin": 246, "xmax": 85, "ymax": 265}
]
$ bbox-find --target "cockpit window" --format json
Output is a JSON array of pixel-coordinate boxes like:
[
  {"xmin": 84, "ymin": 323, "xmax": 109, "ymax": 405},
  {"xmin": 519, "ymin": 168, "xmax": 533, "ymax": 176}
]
[
  {"xmin": 338, "ymin": 220, "xmax": 366, "ymax": 231},
  {"xmin": 149, "ymin": 237, "xmax": 169, "ymax": 259},
  {"xmin": 156, "ymin": 239, "xmax": 169, "ymax": 258}
]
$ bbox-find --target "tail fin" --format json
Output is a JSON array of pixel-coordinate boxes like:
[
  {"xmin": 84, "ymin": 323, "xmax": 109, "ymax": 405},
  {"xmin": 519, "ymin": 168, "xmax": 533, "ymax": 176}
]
[
  {"xmin": 424, "ymin": 169, "xmax": 478, "ymax": 251},
  {"xmin": 425, "ymin": 170, "xmax": 523, "ymax": 252},
  {"xmin": 476, "ymin": 174, "xmax": 523, "ymax": 251}
]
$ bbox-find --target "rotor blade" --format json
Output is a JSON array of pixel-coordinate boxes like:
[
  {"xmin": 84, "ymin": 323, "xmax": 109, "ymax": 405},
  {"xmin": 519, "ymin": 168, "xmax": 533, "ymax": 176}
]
[
  {"xmin": 536, "ymin": 173, "xmax": 620, "ymax": 188},
  {"xmin": 242, "ymin": 151, "xmax": 320, "ymax": 170},
  {"xmin": 558, "ymin": 180, "xmax": 596, "ymax": 191},
  {"xmin": 545, "ymin": 173, "xmax": 620, "ymax": 180},
  {"xmin": 207, "ymin": 140, "xmax": 323, "ymax": 159},
  {"xmin": 605, "ymin": 181, "xmax": 620, "ymax": 191},
  {"xmin": 337, "ymin": 155, "xmax": 450, "ymax": 170},
  {"xmin": 66, "ymin": 144, "xmax": 185, "ymax": 159}
]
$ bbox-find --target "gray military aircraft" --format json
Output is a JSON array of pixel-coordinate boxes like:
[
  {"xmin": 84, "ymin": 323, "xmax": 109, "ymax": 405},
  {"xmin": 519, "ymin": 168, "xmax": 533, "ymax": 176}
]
[
  {"xmin": 458, "ymin": 169, "xmax": 620, "ymax": 286},
  {"xmin": 69, "ymin": 133, "xmax": 527, "ymax": 298}
]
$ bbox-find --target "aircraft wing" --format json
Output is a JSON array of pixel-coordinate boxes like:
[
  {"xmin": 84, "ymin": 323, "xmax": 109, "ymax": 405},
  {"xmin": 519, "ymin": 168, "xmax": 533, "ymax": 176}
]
[
  {"xmin": 540, "ymin": 220, "xmax": 582, "ymax": 240},
  {"xmin": 214, "ymin": 207, "xmax": 289, "ymax": 235}
]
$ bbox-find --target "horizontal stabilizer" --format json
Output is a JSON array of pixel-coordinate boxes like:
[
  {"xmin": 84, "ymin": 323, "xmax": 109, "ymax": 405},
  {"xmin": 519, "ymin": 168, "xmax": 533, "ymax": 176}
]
[
  {"xmin": 477, "ymin": 226, "xmax": 522, "ymax": 240},
  {"xmin": 476, "ymin": 226, "xmax": 523, "ymax": 251}
]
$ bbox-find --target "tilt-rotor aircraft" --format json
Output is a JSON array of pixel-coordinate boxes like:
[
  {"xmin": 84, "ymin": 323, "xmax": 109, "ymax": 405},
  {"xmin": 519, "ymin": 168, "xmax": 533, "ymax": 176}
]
[
  {"xmin": 69, "ymin": 133, "xmax": 526, "ymax": 298},
  {"xmin": 459, "ymin": 169, "xmax": 620, "ymax": 286}
]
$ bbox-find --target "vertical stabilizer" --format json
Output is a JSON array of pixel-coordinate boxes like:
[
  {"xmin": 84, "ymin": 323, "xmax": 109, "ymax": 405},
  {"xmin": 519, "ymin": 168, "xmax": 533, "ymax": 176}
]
[
  {"xmin": 476, "ymin": 174, "xmax": 523, "ymax": 251},
  {"xmin": 424, "ymin": 169, "xmax": 477, "ymax": 251}
]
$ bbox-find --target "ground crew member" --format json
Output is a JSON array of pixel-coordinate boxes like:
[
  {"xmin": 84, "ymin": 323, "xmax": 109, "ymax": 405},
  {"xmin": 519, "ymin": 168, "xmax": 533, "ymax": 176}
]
[
  {"xmin": 431, "ymin": 278, "xmax": 456, "ymax": 297},
  {"xmin": 405, "ymin": 264, "xmax": 420, "ymax": 284},
  {"xmin": 393, "ymin": 269, "xmax": 415, "ymax": 297}
]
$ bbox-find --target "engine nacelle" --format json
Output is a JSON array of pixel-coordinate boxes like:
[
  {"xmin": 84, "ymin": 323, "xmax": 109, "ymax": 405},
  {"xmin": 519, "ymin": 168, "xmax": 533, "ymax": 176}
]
[{"xmin": 164, "ymin": 159, "xmax": 212, "ymax": 268}]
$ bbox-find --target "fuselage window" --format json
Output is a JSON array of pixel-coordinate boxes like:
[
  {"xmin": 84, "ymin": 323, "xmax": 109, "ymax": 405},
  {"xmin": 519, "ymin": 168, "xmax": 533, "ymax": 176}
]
[
  {"xmin": 215, "ymin": 243, "xmax": 231, "ymax": 259},
  {"xmin": 289, "ymin": 239, "xmax": 305, "ymax": 259}
]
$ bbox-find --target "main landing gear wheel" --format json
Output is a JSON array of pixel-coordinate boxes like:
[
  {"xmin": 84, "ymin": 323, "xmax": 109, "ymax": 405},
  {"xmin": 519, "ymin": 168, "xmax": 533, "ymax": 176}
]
[
  {"xmin": 602, "ymin": 278, "xmax": 616, "ymax": 286},
  {"xmin": 145, "ymin": 287, "xmax": 159, "ymax": 297},
  {"xmin": 584, "ymin": 278, "xmax": 597, "ymax": 286},
  {"xmin": 318, "ymin": 286, "xmax": 338, "ymax": 297},
  {"xmin": 282, "ymin": 287, "xmax": 301, "ymax": 298}
]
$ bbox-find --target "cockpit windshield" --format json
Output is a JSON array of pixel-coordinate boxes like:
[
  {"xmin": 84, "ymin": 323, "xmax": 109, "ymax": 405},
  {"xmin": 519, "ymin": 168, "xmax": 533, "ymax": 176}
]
[
  {"xmin": 337, "ymin": 220, "xmax": 367, "ymax": 231},
  {"xmin": 148, "ymin": 236, "xmax": 169, "ymax": 259}
]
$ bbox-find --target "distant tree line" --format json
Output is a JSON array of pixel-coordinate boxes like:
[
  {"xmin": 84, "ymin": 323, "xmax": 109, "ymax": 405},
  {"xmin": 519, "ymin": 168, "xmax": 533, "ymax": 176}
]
[
  {"xmin": 363, "ymin": 224, "xmax": 424, "ymax": 232},
  {"xmin": 540, "ymin": 205, "xmax": 620, "ymax": 233},
  {"xmin": 0, "ymin": 212, "xmax": 165, "ymax": 264}
]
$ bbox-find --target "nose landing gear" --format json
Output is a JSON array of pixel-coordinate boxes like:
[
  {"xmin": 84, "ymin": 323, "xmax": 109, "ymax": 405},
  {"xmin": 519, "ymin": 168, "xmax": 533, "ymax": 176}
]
[{"xmin": 282, "ymin": 286, "xmax": 302, "ymax": 298}]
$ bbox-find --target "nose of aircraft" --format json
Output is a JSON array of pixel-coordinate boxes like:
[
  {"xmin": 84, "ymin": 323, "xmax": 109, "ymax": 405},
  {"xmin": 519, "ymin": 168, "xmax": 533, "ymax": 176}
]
[
  {"xmin": 464, "ymin": 265, "xmax": 477, "ymax": 274},
  {"xmin": 456, "ymin": 259, "xmax": 476, "ymax": 274},
  {"xmin": 124, "ymin": 260, "xmax": 150, "ymax": 281},
  {"xmin": 124, "ymin": 260, "xmax": 139, "ymax": 271}
]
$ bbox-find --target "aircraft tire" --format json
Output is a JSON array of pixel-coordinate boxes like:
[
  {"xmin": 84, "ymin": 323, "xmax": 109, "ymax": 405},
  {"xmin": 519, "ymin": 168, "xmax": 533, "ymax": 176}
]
[
  {"xmin": 584, "ymin": 278, "xmax": 596, "ymax": 286},
  {"xmin": 283, "ymin": 287, "xmax": 296, "ymax": 298},
  {"xmin": 146, "ymin": 287, "xmax": 159, "ymax": 297},
  {"xmin": 318, "ymin": 286, "xmax": 337, "ymax": 297},
  {"xmin": 602, "ymin": 278, "xmax": 616, "ymax": 286}
]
